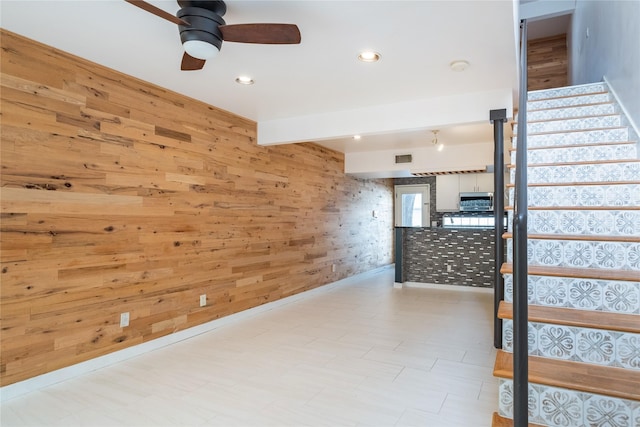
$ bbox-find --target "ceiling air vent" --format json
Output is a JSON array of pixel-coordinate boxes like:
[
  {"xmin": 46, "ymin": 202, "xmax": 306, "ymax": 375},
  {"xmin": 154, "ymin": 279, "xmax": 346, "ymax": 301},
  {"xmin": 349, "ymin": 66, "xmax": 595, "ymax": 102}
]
[{"xmin": 395, "ymin": 154, "xmax": 413, "ymax": 164}]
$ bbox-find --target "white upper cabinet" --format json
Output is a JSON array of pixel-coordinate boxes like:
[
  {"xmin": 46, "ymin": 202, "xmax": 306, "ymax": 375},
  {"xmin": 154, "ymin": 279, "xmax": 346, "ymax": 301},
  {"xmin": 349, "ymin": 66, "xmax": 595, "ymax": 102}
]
[
  {"xmin": 475, "ymin": 173, "xmax": 495, "ymax": 192},
  {"xmin": 459, "ymin": 173, "xmax": 494, "ymax": 193},
  {"xmin": 435, "ymin": 175, "xmax": 460, "ymax": 212}
]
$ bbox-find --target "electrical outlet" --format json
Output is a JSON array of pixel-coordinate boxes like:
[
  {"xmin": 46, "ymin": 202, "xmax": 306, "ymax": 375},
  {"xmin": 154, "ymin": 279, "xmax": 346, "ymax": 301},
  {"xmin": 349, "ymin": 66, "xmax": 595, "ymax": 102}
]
[
  {"xmin": 199, "ymin": 294, "xmax": 207, "ymax": 307},
  {"xmin": 331, "ymin": 264, "xmax": 336, "ymax": 272},
  {"xmin": 120, "ymin": 312, "xmax": 130, "ymax": 327}
]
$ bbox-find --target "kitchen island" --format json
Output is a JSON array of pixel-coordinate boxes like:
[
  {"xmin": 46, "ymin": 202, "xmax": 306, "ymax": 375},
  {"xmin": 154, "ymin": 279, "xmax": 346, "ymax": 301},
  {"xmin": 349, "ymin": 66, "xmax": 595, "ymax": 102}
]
[{"xmin": 400, "ymin": 226, "xmax": 498, "ymax": 288}]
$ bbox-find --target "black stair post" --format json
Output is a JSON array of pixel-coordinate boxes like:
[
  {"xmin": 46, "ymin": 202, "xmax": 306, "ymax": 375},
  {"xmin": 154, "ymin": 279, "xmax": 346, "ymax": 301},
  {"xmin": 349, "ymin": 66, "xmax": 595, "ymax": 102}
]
[
  {"xmin": 394, "ymin": 227, "xmax": 404, "ymax": 284},
  {"xmin": 490, "ymin": 108, "xmax": 507, "ymax": 350}
]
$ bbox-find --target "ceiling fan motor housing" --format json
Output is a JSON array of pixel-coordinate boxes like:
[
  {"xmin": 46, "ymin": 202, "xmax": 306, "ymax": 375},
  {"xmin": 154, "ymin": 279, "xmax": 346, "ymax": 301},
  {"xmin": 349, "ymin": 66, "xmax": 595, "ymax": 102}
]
[{"xmin": 177, "ymin": 6, "xmax": 225, "ymax": 52}]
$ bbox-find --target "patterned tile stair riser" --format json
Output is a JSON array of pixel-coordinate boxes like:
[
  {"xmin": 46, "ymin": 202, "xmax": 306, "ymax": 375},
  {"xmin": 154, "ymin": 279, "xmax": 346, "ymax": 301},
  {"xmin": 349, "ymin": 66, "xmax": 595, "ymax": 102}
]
[
  {"xmin": 513, "ymin": 115, "xmax": 623, "ymax": 135},
  {"xmin": 525, "ymin": 103, "xmax": 617, "ymax": 122},
  {"xmin": 510, "ymin": 143, "xmax": 637, "ymax": 165},
  {"xmin": 498, "ymin": 379, "xmax": 640, "ymax": 427},
  {"xmin": 503, "ymin": 274, "xmax": 640, "ymax": 315},
  {"xmin": 507, "ymin": 187, "xmax": 640, "ymax": 210},
  {"xmin": 527, "ymin": 82, "xmax": 608, "ymax": 101},
  {"xmin": 509, "ymin": 162, "xmax": 640, "ymax": 184},
  {"xmin": 505, "ymin": 238, "xmax": 640, "ymax": 271},
  {"xmin": 527, "ymin": 92, "xmax": 612, "ymax": 112},
  {"xmin": 515, "ymin": 128, "xmax": 631, "ymax": 149},
  {"xmin": 508, "ymin": 209, "xmax": 640, "ymax": 237},
  {"xmin": 502, "ymin": 320, "xmax": 640, "ymax": 370}
]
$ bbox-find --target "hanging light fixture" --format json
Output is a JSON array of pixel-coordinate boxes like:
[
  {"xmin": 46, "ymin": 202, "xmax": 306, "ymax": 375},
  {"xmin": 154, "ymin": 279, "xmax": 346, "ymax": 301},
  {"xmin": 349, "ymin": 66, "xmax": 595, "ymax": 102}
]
[{"xmin": 432, "ymin": 130, "xmax": 444, "ymax": 151}]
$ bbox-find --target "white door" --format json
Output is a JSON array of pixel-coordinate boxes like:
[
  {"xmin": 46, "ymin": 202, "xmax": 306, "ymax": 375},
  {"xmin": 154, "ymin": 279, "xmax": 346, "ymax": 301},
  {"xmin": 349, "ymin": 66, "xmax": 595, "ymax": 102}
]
[{"xmin": 394, "ymin": 184, "xmax": 430, "ymax": 227}]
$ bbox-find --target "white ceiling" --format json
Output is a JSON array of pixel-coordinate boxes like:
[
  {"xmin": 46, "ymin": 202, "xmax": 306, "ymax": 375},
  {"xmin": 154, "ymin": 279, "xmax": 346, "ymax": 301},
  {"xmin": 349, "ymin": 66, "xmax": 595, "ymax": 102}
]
[{"xmin": 1, "ymin": 0, "xmax": 531, "ymax": 158}]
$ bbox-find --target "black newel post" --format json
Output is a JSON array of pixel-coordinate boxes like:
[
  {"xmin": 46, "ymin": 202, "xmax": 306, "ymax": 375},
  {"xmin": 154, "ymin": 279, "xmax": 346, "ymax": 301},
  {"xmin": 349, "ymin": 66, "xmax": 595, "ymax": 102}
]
[
  {"xmin": 394, "ymin": 227, "xmax": 404, "ymax": 285},
  {"xmin": 490, "ymin": 108, "xmax": 507, "ymax": 350}
]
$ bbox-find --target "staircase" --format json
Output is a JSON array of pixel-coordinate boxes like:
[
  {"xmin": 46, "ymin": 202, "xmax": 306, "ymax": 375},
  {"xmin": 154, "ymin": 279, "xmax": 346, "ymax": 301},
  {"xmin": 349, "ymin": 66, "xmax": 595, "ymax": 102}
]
[{"xmin": 492, "ymin": 82, "xmax": 640, "ymax": 427}]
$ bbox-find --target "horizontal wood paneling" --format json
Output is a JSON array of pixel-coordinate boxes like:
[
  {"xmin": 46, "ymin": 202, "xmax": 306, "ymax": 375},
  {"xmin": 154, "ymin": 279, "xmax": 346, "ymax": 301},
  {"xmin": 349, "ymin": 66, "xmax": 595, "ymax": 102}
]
[
  {"xmin": 528, "ymin": 34, "xmax": 568, "ymax": 91},
  {"xmin": 0, "ymin": 30, "xmax": 394, "ymax": 386}
]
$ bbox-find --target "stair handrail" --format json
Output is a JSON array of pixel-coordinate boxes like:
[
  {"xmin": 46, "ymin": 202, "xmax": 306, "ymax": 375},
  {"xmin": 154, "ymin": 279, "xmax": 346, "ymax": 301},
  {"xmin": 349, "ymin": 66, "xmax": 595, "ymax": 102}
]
[{"xmin": 513, "ymin": 18, "xmax": 529, "ymax": 427}]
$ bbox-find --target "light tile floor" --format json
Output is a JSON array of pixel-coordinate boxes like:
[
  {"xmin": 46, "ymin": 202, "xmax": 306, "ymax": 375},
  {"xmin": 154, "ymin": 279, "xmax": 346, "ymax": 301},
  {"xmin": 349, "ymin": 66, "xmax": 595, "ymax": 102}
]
[{"xmin": 1, "ymin": 268, "xmax": 498, "ymax": 427}]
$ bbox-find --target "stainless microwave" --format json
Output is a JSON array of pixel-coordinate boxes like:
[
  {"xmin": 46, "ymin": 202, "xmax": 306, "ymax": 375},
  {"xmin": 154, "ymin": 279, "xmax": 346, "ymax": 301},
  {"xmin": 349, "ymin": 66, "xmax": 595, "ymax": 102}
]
[{"xmin": 459, "ymin": 192, "xmax": 493, "ymax": 212}]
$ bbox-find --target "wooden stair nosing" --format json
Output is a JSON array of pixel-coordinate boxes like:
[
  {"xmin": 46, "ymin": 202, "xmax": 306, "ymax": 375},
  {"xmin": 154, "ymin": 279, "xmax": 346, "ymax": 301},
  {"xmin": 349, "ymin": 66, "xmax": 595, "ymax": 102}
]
[
  {"xmin": 506, "ymin": 180, "xmax": 640, "ymax": 188},
  {"xmin": 493, "ymin": 350, "xmax": 640, "ymax": 401},
  {"xmin": 500, "ymin": 263, "xmax": 640, "ymax": 282},
  {"xmin": 502, "ymin": 232, "xmax": 640, "ymax": 243},
  {"xmin": 498, "ymin": 301, "xmax": 640, "ymax": 334},
  {"xmin": 512, "ymin": 126, "xmax": 628, "ymax": 137},
  {"xmin": 491, "ymin": 412, "xmax": 545, "ymax": 427},
  {"xmin": 507, "ymin": 158, "xmax": 640, "ymax": 168}
]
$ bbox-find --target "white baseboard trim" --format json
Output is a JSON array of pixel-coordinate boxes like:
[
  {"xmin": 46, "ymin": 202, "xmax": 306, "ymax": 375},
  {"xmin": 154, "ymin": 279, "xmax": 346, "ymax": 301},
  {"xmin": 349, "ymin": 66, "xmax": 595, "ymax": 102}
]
[
  {"xmin": 1, "ymin": 264, "xmax": 393, "ymax": 402},
  {"xmin": 403, "ymin": 281, "xmax": 493, "ymax": 293}
]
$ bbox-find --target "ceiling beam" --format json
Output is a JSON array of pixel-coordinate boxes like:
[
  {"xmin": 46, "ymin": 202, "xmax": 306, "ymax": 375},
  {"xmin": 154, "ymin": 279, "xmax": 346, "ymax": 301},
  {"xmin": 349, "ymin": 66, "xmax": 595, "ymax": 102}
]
[{"xmin": 257, "ymin": 89, "xmax": 514, "ymax": 146}]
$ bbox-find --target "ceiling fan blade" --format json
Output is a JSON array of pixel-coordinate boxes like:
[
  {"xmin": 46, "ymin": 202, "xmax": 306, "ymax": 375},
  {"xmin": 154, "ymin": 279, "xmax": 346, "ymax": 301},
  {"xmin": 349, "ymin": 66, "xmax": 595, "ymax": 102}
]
[
  {"xmin": 181, "ymin": 52, "xmax": 206, "ymax": 71},
  {"xmin": 219, "ymin": 24, "xmax": 301, "ymax": 44},
  {"xmin": 124, "ymin": 0, "xmax": 189, "ymax": 26}
]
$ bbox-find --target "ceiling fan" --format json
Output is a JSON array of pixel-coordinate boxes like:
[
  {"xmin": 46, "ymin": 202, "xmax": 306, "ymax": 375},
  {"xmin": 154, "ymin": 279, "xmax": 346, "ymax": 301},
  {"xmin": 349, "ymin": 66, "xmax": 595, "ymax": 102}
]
[{"xmin": 125, "ymin": 0, "xmax": 301, "ymax": 71}]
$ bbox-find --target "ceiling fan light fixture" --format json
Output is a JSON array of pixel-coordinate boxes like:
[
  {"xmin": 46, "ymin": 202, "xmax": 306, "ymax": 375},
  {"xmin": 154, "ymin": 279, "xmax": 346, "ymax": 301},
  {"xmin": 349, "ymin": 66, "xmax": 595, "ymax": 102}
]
[
  {"xmin": 183, "ymin": 40, "xmax": 220, "ymax": 60},
  {"xmin": 178, "ymin": 6, "xmax": 224, "ymax": 60},
  {"xmin": 358, "ymin": 50, "xmax": 381, "ymax": 62}
]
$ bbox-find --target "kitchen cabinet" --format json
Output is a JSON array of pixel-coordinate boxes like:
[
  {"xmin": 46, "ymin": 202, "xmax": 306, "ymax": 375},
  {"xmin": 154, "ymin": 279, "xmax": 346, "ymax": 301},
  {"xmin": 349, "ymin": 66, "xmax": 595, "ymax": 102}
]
[
  {"xmin": 436, "ymin": 172, "xmax": 499, "ymax": 212},
  {"xmin": 459, "ymin": 173, "xmax": 494, "ymax": 192},
  {"xmin": 436, "ymin": 175, "xmax": 460, "ymax": 212}
]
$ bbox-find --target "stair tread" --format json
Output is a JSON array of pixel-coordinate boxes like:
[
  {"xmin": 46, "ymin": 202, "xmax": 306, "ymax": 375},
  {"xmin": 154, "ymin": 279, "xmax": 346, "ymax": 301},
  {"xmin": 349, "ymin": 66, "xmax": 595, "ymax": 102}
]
[
  {"xmin": 500, "ymin": 263, "xmax": 640, "ymax": 282},
  {"xmin": 498, "ymin": 301, "xmax": 640, "ymax": 334},
  {"xmin": 491, "ymin": 412, "xmax": 545, "ymax": 427},
  {"xmin": 502, "ymin": 232, "xmax": 640, "ymax": 243},
  {"xmin": 494, "ymin": 350, "xmax": 640, "ymax": 400}
]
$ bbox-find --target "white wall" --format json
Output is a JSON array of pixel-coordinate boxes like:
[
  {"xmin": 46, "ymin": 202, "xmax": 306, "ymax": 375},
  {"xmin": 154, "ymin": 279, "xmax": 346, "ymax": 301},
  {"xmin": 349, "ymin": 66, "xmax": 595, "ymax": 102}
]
[
  {"xmin": 570, "ymin": 0, "xmax": 640, "ymax": 132},
  {"xmin": 345, "ymin": 141, "xmax": 497, "ymax": 178}
]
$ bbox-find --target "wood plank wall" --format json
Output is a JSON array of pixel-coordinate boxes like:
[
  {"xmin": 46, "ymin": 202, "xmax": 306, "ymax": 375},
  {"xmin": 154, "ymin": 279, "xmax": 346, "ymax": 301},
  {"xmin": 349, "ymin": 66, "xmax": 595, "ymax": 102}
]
[
  {"xmin": 0, "ymin": 30, "xmax": 394, "ymax": 386},
  {"xmin": 528, "ymin": 34, "xmax": 568, "ymax": 91}
]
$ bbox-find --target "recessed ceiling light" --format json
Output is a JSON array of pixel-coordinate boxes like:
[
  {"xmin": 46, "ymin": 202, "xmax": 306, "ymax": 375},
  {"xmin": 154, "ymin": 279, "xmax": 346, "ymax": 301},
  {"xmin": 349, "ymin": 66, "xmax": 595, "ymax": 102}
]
[
  {"xmin": 358, "ymin": 51, "xmax": 381, "ymax": 62},
  {"xmin": 235, "ymin": 76, "xmax": 254, "ymax": 85},
  {"xmin": 450, "ymin": 60, "xmax": 469, "ymax": 72},
  {"xmin": 353, "ymin": 135, "xmax": 362, "ymax": 140}
]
